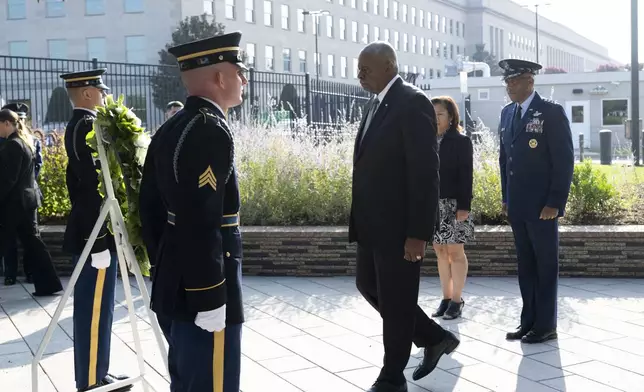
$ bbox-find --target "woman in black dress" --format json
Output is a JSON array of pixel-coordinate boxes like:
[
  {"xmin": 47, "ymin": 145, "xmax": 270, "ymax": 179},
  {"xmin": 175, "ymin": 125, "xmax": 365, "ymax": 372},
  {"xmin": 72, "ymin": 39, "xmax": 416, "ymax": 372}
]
[
  {"xmin": 0, "ymin": 109, "xmax": 62, "ymax": 296},
  {"xmin": 430, "ymin": 96, "xmax": 474, "ymax": 320}
]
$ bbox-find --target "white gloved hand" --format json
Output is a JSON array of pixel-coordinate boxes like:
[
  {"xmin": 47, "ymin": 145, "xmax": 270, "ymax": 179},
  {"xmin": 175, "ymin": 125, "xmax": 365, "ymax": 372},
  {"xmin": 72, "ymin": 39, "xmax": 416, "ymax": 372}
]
[
  {"xmin": 194, "ymin": 305, "xmax": 226, "ymax": 332},
  {"xmin": 90, "ymin": 250, "xmax": 111, "ymax": 269}
]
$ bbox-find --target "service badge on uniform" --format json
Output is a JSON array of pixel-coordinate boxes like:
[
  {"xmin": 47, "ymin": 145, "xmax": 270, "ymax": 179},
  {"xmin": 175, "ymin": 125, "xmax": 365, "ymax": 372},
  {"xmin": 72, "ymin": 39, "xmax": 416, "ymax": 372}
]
[
  {"xmin": 529, "ymin": 139, "xmax": 538, "ymax": 149},
  {"xmin": 198, "ymin": 165, "xmax": 218, "ymax": 191},
  {"xmin": 527, "ymin": 118, "xmax": 543, "ymax": 133}
]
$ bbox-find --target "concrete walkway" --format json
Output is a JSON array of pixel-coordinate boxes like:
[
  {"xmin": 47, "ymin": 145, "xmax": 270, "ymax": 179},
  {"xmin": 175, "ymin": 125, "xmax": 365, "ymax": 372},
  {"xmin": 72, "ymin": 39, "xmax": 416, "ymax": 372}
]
[{"xmin": 1, "ymin": 276, "xmax": 643, "ymax": 391}]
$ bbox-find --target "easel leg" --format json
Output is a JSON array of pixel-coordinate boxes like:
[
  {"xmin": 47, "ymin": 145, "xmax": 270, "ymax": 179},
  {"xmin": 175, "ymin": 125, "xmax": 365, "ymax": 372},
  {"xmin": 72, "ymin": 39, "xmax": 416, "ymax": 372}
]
[{"xmin": 31, "ymin": 200, "xmax": 111, "ymax": 392}]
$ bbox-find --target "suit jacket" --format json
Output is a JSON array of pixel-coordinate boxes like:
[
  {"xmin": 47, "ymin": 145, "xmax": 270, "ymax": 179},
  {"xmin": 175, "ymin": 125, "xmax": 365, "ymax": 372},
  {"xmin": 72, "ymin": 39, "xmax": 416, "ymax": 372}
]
[
  {"xmin": 438, "ymin": 128, "xmax": 474, "ymax": 211},
  {"xmin": 499, "ymin": 92, "xmax": 574, "ymax": 221},
  {"xmin": 0, "ymin": 133, "xmax": 39, "ymax": 226},
  {"xmin": 62, "ymin": 109, "xmax": 112, "ymax": 254},
  {"xmin": 349, "ymin": 77, "xmax": 440, "ymax": 249}
]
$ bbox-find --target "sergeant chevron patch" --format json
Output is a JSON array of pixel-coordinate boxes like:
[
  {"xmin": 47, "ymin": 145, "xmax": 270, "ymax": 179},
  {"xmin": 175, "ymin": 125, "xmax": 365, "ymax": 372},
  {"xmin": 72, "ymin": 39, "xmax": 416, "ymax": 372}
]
[{"xmin": 198, "ymin": 166, "xmax": 217, "ymax": 191}]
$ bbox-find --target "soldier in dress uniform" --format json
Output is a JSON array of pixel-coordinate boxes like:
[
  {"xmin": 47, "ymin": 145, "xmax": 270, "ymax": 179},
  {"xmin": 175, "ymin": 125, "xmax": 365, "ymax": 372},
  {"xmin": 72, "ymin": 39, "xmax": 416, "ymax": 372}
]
[
  {"xmin": 498, "ymin": 59, "xmax": 574, "ymax": 344},
  {"xmin": 139, "ymin": 31, "xmax": 247, "ymax": 392},
  {"xmin": 60, "ymin": 69, "xmax": 132, "ymax": 392}
]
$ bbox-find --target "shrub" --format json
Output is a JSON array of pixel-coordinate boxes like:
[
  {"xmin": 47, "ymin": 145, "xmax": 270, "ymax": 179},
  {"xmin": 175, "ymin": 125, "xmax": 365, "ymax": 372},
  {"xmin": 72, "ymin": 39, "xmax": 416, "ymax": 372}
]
[
  {"xmin": 564, "ymin": 159, "xmax": 622, "ymax": 223},
  {"xmin": 38, "ymin": 135, "xmax": 71, "ymax": 223}
]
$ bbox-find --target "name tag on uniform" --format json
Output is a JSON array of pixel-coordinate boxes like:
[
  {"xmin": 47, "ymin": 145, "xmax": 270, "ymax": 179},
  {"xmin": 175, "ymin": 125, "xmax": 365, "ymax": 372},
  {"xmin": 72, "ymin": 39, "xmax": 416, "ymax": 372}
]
[{"xmin": 526, "ymin": 118, "xmax": 543, "ymax": 133}]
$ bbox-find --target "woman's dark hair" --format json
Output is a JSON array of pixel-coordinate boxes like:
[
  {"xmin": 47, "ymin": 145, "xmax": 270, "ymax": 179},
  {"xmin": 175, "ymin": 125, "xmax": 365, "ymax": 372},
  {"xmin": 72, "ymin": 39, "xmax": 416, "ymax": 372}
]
[{"xmin": 430, "ymin": 95, "xmax": 463, "ymax": 133}]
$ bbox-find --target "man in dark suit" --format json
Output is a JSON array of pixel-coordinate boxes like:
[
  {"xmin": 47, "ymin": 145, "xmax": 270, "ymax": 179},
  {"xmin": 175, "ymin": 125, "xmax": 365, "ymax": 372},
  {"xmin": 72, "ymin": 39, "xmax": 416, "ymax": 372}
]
[
  {"xmin": 59, "ymin": 69, "xmax": 132, "ymax": 392},
  {"xmin": 351, "ymin": 41, "xmax": 460, "ymax": 392},
  {"xmin": 498, "ymin": 59, "xmax": 574, "ymax": 344}
]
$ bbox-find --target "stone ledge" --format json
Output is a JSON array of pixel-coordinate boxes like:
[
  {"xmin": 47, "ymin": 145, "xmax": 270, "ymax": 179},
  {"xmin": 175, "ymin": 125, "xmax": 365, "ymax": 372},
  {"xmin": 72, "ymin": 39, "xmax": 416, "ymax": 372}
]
[{"xmin": 20, "ymin": 225, "xmax": 644, "ymax": 278}]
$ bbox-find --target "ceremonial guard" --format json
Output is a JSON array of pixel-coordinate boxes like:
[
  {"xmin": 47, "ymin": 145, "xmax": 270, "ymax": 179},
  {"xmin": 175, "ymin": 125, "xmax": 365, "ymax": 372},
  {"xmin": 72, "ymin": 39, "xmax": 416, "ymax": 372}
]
[
  {"xmin": 498, "ymin": 59, "xmax": 574, "ymax": 344},
  {"xmin": 140, "ymin": 32, "xmax": 247, "ymax": 392},
  {"xmin": 1, "ymin": 102, "xmax": 40, "ymax": 285},
  {"xmin": 60, "ymin": 69, "xmax": 132, "ymax": 391}
]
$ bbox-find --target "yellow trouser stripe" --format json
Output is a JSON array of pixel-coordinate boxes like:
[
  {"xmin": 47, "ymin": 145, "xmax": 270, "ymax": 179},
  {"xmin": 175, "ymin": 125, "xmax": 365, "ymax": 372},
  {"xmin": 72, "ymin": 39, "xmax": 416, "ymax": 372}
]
[
  {"xmin": 213, "ymin": 329, "xmax": 225, "ymax": 392},
  {"xmin": 88, "ymin": 268, "xmax": 107, "ymax": 386}
]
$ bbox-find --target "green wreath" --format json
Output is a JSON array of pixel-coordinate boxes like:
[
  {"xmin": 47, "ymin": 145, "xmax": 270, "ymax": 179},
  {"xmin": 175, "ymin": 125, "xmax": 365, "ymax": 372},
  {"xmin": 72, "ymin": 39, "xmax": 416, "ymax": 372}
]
[{"xmin": 86, "ymin": 94, "xmax": 151, "ymax": 276}]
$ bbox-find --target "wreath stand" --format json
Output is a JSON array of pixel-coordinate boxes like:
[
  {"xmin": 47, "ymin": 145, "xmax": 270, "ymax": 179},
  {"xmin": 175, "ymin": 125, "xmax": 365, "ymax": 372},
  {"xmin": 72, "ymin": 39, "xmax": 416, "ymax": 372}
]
[{"xmin": 31, "ymin": 124, "xmax": 169, "ymax": 392}]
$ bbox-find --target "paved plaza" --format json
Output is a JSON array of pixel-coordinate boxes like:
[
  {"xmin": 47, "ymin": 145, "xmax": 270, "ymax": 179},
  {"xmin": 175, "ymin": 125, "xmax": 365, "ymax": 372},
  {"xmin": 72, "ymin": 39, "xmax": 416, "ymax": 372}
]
[{"xmin": 1, "ymin": 275, "xmax": 643, "ymax": 392}]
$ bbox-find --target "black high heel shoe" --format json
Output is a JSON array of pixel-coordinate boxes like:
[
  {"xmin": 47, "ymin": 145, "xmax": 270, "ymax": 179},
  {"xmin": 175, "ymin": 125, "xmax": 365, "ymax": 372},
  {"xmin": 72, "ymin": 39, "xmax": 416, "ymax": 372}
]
[
  {"xmin": 431, "ymin": 299, "xmax": 450, "ymax": 317},
  {"xmin": 443, "ymin": 299, "xmax": 465, "ymax": 320}
]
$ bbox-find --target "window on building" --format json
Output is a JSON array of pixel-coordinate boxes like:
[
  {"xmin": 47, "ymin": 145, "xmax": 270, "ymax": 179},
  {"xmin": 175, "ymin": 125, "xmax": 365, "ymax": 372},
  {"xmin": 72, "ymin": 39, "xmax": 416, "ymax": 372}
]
[
  {"xmin": 427, "ymin": 12, "xmax": 431, "ymax": 29},
  {"xmin": 328, "ymin": 54, "xmax": 335, "ymax": 77},
  {"xmin": 9, "ymin": 41, "xmax": 28, "ymax": 57},
  {"xmin": 441, "ymin": 16, "xmax": 446, "ymax": 33},
  {"xmin": 47, "ymin": 0, "xmax": 65, "ymax": 18},
  {"xmin": 411, "ymin": 7, "xmax": 415, "ymax": 25},
  {"xmin": 7, "ymin": 0, "xmax": 26, "ymax": 20},
  {"xmin": 202, "ymin": 0, "xmax": 214, "ymax": 15},
  {"xmin": 264, "ymin": 1, "xmax": 272, "ymax": 26},
  {"xmin": 299, "ymin": 50, "xmax": 307, "ymax": 73},
  {"xmin": 373, "ymin": 0, "xmax": 378, "ymax": 15},
  {"xmin": 265, "ymin": 45, "xmax": 274, "ymax": 71},
  {"xmin": 339, "ymin": 18, "xmax": 346, "ymax": 40},
  {"xmin": 86, "ymin": 0, "xmax": 105, "ymax": 15},
  {"xmin": 246, "ymin": 43, "xmax": 256, "ymax": 68},
  {"xmin": 341, "ymin": 56, "xmax": 347, "ymax": 78},
  {"xmin": 281, "ymin": 4, "xmax": 289, "ymax": 29},
  {"xmin": 353, "ymin": 58, "xmax": 358, "ymax": 78},
  {"xmin": 374, "ymin": 26, "xmax": 380, "ymax": 41},
  {"xmin": 297, "ymin": 9, "xmax": 305, "ymax": 32},
  {"xmin": 87, "ymin": 37, "xmax": 106, "ymax": 61},
  {"xmin": 402, "ymin": 4, "xmax": 407, "ymax": 23},
  {"xmin": 326, "ymin": 15, "xmax": 333, "ymax": 38},
  {"xmin": 362, "ymin": 24, "xmax": 369, "ymax": 43},
  {"xmin": 352, "ymin": 21, "xmax": 358, "ymax": 42},
  {"xmin": 48, "ymin": 39, "xmax": 68, "ymax": 59},
  {"xmin": 393, "ymin": 1, "xmax": 398, "ymax": 20},
  {"xmin": 383, "ymin": 0, "xmax": 388, "ymax": 17},
  {"xmin": 428, "ymin": 39, "xmax": 433, "ymax": 56},
  {"xmin": 478, "ymin": 89, "xmax": 490, "ymax": 100},
  {"xmin": 384, "ymin": 29, "xmax": 389, "ymax": 42},
  {"xmin": 442, "ymin": 42, "xmax": 447, "ymax": 58},
  {"xmin": 403, "ymin": 33, "xmax": 408, "ymax": 52},
  {"xmin": 246, "ymin": 0, "xmax": 255, "ymax": 23},
  {"xmin": 125, "ymin": 35, "xmax": 146, "ymax": 63},
  {"xmin": 449, "ymin": 19, "xmax": 454, "ymax": 35},
  {"xmin": 419, "ymin": 38, "xmax": 424, "ymax": 55},
  {"xmin": 411, "ymin": 35, "xmax": 416, "ymax": 53},
  {"xmin": 393, "ymin": 31, "xmax": 399, "ymax": 50},
  {"xmin": 225, "ymin": 0, "xmax": 235, "ymax": 19},
  {"xmin": 362, "ymin": 0, "xmax": 368, "ymax": 12},
  {"xmin": 283, "ymin": 48, "xmax": 291, "ymax": 72},
  {"xmin": 419, "ymin": 9, "xmax": 424, "ymax": 27},
  {"xmin": 602, "ymin": 99, "xmax": 628, "ymax": 126},
  {"xmin": 124, "ymin": 0, "xmax": 143, "ymax": 13},
  {"xmin": 434, "ymin": 14, "xmax": 439, "ymax": 31},
  {"xmin": 351, "ymin": 0, "xmax": 356, "ymax": 9}
]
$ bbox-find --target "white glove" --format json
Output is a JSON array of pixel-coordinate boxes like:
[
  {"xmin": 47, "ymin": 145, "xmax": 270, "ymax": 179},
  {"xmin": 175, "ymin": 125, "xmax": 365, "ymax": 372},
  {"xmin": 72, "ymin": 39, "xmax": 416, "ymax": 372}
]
[
  {"xmin": 90, "ymin": 250, "xmax": 111, "ymax": 269},
  {"xmin": 194, "ymin": 305, "xmax": 226, "ymax": 332}
]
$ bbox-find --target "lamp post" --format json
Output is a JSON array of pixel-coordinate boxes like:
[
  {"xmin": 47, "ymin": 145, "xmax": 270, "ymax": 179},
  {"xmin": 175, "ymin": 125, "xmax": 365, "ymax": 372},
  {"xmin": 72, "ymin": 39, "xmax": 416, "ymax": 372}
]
[
  {"xmin": 631, "ymin": 0, "xmax": 640, "ymax": 165},
  {"xmin": 302, "ymin": 9, "xmax": 330, "ymax": 82},
  {"xmin": 523, "ymin": 3, "xmax": 550, "ymax": 64}
]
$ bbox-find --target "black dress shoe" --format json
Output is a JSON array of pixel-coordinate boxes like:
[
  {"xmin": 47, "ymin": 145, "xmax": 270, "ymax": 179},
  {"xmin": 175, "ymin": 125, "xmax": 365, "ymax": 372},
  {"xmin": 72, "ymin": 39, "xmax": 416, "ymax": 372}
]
[
  {"xmin": 431, "ymin": 299, "xmax": 450, "ymax": 317},
  {"xmin": 25, "ymin": 274, "xmax": 33, "ymax": 284},
  {"xmin": 4, "ymin": 277, "xmax": 16, "ymax": 286},
  {"xmin": 77, "ymin": 374, "xmax": 133, "ymax": 392},
  {"xmin": 521, "ymin": 330, "xmax": 558, "ymax": 344},
  {"xmin": 366, "ymin": 380, "xmax": 408, "ymax": 392},
  {"xmin": 443, "ymin": 299, "xmax": 464, "ymax": 320},
  {"xmin": 412, "ymin": 330, "xmax": 460, "ymax": 381},
  {"xmin": 506, "ymin": 325, "xmax": 531, "ymax": 341}
]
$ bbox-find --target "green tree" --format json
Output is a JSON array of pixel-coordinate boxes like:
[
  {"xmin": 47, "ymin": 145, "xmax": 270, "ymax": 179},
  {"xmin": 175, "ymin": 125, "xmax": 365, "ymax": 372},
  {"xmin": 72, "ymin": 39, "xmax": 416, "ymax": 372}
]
[
  {"xmin": 45, "ymin": 87, "xmax": 73, "ymax": 123},
  {"xmin": 471, "ymin": 44, "xmax": 503, "ymax": 76},
  {"xmin": 150, "ymin": 14, "xmax": 227, "ymax": 110},
  {"xmin": 625, "ymin": 63, "xmax": 644, "ymax": 71}
]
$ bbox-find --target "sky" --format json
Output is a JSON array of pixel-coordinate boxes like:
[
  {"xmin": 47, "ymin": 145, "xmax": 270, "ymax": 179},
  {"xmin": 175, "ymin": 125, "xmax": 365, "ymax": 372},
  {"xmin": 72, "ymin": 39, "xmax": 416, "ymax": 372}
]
[{"xmin": 513, "ymin": 0, "xmax": 642, "ymax": 64}]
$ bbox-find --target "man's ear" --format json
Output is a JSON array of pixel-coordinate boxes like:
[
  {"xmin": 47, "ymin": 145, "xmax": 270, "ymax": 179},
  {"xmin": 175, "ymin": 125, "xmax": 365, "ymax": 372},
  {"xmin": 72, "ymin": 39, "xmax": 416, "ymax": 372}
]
[{"xmin": 81, "ymin": 88, "xmax": 92, "ymax": 101}]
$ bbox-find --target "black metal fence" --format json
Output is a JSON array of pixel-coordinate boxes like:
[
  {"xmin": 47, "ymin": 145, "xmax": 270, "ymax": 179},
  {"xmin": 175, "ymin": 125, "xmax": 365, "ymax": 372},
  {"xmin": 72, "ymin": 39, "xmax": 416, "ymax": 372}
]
[{"xmin": 0, "ymin": 55, "xmax": 430, "ymax": 133}]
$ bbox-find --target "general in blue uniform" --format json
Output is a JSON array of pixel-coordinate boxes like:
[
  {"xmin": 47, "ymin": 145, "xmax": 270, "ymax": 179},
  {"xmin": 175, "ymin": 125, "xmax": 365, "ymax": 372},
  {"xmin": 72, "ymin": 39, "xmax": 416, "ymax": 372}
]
[
  {"xmin": 60, "ymin": 69, "xmax": 132, "ymax": 391},
  {"xmin": 498, "ymin": 59, "xmax": 574, "ymax": 344},
  {"xmin": 140, "ymin": 32, "xmax": 247, "ymax": 392}
]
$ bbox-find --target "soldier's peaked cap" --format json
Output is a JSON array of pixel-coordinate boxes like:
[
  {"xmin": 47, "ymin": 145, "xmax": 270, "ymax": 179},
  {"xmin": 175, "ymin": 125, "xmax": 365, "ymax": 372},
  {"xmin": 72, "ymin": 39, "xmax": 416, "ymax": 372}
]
[
  {"xmin": 1, "ymin": 102, "xmax": 29, "ymax": 119},
  {"xmin": 168, "ymin": 31, "xmax": 248, "ymax": 72},
  {"xmin": 498, "ymin": 59, "xmax": 542, "ymax": 80},
  {"xmin": 59, "ymin": 68, "xmax": 109, "ymax": 90}
]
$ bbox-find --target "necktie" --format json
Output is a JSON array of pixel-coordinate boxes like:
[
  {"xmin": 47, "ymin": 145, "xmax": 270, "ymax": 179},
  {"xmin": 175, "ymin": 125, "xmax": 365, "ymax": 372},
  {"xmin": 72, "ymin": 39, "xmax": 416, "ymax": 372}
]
[
  {"xmin": 360, "ymin": 98, "xmax": 380, "ymax": 144},
  {"xmin": 512, "ymin": 104, "xmax": 522, "ymax": 137}
]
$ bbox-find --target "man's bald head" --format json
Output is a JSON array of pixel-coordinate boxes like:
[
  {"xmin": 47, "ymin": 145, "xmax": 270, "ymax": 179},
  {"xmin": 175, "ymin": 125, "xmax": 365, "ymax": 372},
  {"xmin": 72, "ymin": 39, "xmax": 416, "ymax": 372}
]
[{"xmin": 358, "ymin": 41, "xmax": 399, "ymax": 94}]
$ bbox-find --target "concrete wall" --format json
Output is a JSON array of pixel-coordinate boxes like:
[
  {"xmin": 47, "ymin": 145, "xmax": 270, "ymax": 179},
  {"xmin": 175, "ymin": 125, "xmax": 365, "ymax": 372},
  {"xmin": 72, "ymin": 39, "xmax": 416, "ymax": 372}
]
[{"xmin": 428, "ymin": 71, "xmax": 644, "ymax": 152}]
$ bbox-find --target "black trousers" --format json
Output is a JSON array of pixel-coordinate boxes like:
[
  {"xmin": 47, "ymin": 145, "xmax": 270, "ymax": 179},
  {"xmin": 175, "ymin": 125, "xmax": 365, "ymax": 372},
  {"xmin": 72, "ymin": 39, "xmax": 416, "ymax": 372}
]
[
  {"xmin": 2, "ymin": 213, "xmax": 36, "ymax": 279},
  {"xmin": 510, "ymin": 219, "xmax": 559, "ymax": 331},
  {"xmin": 356, "ymin": 244, "xmax": 447, "ymax": 385},
  {"xmin": 0, "ymin": 210, "xmax": 62, "ymax": 294}
]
